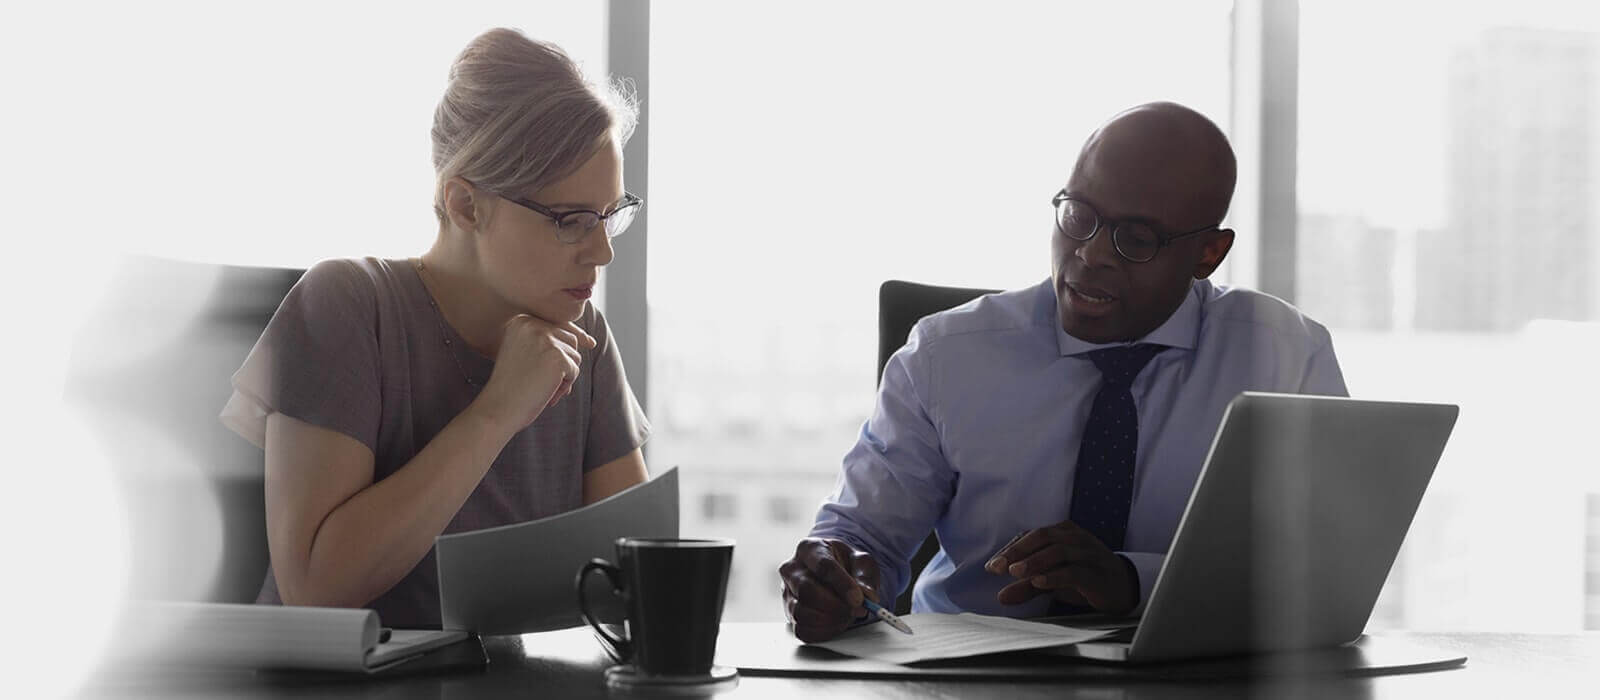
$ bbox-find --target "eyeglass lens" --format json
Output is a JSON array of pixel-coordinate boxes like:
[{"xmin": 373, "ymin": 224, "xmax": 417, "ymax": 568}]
[
  {"xmin": 1055, "ymin": 199, "xmax": 1161, "ymax": 262},
  {"xmin": 553, "ymin": 203, "xmax": 639, "ymax": 243}
]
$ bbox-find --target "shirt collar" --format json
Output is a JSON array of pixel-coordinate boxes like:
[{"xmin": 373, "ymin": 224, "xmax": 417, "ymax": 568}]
[{"xmin": 1053, "ymin": 279, "xmax": 1204, "ymax": 357}]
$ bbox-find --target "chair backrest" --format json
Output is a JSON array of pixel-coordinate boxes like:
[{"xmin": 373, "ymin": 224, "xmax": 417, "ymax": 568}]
[
  {"xmin": 877, "ymin": 280, "xmax": 1000, "ymax": 386},
  {"xmin": 876, "ymin": 280, "xmax": 998, "ymax": 614},
  {"xmin": 65, "ymin": 256, "xmax": 303, "ymax": 604}
]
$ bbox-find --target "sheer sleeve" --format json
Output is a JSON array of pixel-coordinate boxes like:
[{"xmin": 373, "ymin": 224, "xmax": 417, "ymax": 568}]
[
  {"xmin": 579, "ymin": 306, "xmax": 650, "ymax": 470},
  {"xmin": 220, "ymin": 259, "xmax": 382, "ymax": 452}
]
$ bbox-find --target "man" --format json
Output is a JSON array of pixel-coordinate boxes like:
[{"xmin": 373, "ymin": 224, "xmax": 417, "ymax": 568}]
[{"xmin": 779, "ymin": 102, "xmax": 1347, "ymax": 643}]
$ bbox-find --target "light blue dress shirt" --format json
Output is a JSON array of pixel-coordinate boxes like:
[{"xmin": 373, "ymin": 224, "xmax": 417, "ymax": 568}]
[{"xmin": 811, "ymin": 277, "xmax": 1348, "ymax": 617}]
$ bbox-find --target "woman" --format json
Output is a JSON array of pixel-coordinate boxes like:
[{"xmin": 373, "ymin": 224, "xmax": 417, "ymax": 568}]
[{"xmin": 221, "ymin": 28, "xmax": 649, "ymax": 628}]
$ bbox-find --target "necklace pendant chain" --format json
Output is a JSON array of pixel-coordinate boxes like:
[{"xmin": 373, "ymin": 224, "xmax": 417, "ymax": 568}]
[{"xmin": 414, "ymin": 259, "xmax": 479, "ymax": 388}]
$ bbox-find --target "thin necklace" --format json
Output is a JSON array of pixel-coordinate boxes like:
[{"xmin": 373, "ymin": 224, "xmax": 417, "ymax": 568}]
[{"xmin": 413, "ymin": 258, "xmax": 479, "ymax": 388}]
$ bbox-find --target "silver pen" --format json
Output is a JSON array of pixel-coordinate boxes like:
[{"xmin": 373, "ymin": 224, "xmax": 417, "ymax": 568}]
[{"xmin": 862, "ymin": 599, "xmax": 914, "ymax": 635}]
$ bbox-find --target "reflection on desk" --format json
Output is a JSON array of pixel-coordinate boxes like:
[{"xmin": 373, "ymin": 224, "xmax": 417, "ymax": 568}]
[{"xmin": 80, "ymin": 624, "xmax": 1600, "ymax": 699}]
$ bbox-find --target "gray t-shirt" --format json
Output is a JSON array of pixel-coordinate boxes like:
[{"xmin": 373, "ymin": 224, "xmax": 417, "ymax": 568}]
[{"xmin": 220, "ymin": 257, "xmax": 650, "ymax": 628}]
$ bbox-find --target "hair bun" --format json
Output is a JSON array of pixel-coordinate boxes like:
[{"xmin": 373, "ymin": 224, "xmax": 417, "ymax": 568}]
[{"xmin": 430, "ymin": 28, "xmax": 638, "ymax": 225}]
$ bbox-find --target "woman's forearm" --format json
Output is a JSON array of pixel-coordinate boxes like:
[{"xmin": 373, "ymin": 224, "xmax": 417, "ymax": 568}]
[{"xmin": 279, "ymin": 404, "xmax": 516, "ymax": 608}]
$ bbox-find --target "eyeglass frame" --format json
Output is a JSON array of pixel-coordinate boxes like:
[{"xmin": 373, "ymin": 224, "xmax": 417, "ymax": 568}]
[
  {"xmin": 477, "ymin": 183, "xmax": 644, "ymax": 244},
  {"xmin": 1051, "ymin": 190, "xmax": 1218, "ymax": 263}
]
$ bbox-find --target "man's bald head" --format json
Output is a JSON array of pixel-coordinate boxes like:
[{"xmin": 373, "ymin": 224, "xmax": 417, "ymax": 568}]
[
  {"xmin": 1070, "ymin": 102, "xmax": 1236, "ymax": 225},
  {"xmin": 1051, "ymin": 102, "xmax": 1238, "ymax": 344}
]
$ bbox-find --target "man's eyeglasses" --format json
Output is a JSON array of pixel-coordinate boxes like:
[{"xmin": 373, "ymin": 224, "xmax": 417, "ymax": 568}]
[
  {"xmin": 489, "ymin": 188, "xmax": 644, "ymax": 244},
  {"xmin": 1052, "ymin": 191, "xmax": 1216, "ymax": 264}
]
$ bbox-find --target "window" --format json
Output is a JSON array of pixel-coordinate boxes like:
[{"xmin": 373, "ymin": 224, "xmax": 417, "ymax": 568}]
[
  {"xmin": 651, "ymin": 0, "xmax": 1233, "ymax": 622},
  {"xmin": 13, "ymin": 6, "xmax": 609, "ymax": 693},
  {"xmin": 1590, "ymin": 495, "xmax": 1600, "ymax": 629},
  {"xmin": 767, "ymin": 495, "xmax": 801, "ymax": 526},
  {"xmin": 18, "ymin": 2, "xmax": 606, "ymax": 271},
  {"xmin": 1298, "ymin": 0, "xmax": 1600, "ymax": 631},
  {"xmin": 701, "ymin": 492, "xmax": 739, "ymax": 521}
]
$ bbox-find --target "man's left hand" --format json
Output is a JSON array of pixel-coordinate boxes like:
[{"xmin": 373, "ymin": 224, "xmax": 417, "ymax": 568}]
[{"xmin": 984, "ymin": 520, "xmax": 1137, "ymax": 614}]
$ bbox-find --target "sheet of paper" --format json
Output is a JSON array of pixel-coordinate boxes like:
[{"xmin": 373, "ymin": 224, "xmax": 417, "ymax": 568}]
[
  {"xmin": 435, "ymin": 467, "xmax": 678, "ymax": 635},
  {"xmin": 812, "ymin": 612, "xmax": 1117, "ymax": 665}
]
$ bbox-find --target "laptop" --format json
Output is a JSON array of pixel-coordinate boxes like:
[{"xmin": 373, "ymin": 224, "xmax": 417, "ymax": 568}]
[{"xmin": 1050, "ymin": 392, "xmax": 1458, "ymax": 663}]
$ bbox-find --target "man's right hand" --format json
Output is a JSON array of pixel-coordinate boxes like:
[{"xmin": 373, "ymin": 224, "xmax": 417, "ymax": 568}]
[
  {"xmin": 473, "ymin": 314, "xmax": 596, "ymax": 432},
  {"xmin": 778, "ymin": 537, "xmax": 883, "ymax": 643}
]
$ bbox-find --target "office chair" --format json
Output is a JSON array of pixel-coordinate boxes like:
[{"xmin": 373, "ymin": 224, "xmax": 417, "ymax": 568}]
[
  {"xmin": 877, "ymin": 280, "xmax": 998, "ymax": 614},
  {"xmin": 65, "ymin": 257, "xmax": 304, "ymax": 604}
]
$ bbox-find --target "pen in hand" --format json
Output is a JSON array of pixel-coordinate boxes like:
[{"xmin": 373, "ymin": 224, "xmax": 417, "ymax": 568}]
[{"xmin": 862, "ymin": 599, "xmax": 914, "ymax": 635}]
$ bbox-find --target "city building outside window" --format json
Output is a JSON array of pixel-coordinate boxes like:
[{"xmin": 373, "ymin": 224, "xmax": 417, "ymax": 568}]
[{"xmin": 1298, "ymin": 0, "xmax": 1600, "ymax": 632}]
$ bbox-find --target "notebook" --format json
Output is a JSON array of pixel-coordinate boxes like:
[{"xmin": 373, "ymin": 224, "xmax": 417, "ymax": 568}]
[{"xmin": 110, "ymin": 600, "xmax": 469, "ymax": 673}]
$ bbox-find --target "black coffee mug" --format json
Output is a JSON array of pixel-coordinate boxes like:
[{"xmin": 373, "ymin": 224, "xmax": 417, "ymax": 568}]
[{"xmin": 576, "ymin": 537, "xmax": 735, "ymax": 677}]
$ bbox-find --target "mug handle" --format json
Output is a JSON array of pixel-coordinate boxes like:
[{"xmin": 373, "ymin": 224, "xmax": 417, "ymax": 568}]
[{"xmin": 577, "ymin": 558, "xmax": 631, "ymax": 662}]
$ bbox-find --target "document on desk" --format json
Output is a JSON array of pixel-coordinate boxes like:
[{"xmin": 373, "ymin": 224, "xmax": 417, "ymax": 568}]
[
  {"xmin": 811, "ymin": 613, "xmax": 1117, "ymax": 665},
  {"xmin": 107, "ymin": 601, "xmax": 467, "ymax": 673},
  {"xmin": 436, "ymin": 466, "xmax": 678, "ymax": 635}
]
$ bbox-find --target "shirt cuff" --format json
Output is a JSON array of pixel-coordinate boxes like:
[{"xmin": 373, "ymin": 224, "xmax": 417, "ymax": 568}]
[{"xmin": 1116, "ymin": 551, "xmax": 1165, "ymax": 616}]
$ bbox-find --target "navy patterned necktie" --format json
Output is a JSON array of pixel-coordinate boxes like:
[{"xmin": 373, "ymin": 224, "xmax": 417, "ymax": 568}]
[{"xmin": 1068, "ymin": 343, "xmax": 1167, "ymax": 552}]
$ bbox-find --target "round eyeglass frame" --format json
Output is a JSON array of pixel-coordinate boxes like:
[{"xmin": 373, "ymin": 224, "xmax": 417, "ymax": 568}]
[{"xmin": 1051, "ymin": 190, "xmax": 1217, "ymax": 263}]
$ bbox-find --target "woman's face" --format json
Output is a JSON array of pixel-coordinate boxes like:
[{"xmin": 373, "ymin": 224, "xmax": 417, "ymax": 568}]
[{"xmin": 475, "ymin": 136, "xmax": 623, "ymax": 324}]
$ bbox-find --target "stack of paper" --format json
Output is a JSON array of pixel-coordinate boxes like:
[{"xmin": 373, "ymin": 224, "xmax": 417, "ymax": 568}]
[{"xmin": 812, "ymin": 613, "xmax": 1117, "ymax": 665}]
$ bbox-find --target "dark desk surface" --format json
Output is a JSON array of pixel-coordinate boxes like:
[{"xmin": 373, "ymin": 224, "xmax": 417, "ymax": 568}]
[{"xmin": 80, "ymin": 625, "xmax": 1600, "ymax": 699}]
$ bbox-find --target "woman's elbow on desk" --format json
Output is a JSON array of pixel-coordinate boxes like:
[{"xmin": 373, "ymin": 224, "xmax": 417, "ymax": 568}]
[
  {"xmin": 263, "ymin": 413, "xmax": 390, "ymax": 610},
  {"xmin": 274, "ymin": 578, "xmax": 368, "ymax": 610}
]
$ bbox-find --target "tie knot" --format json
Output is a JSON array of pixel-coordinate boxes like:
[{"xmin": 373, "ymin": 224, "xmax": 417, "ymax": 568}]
[{"xmin": 1086, "ymin": 343, "xmax": 1166, "ymax": 387}]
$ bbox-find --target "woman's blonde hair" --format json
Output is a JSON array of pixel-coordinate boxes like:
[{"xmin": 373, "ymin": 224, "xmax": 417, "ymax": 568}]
[{"xmin": 431, "ymin": 28, "xmax": 638, "ymax": 226}]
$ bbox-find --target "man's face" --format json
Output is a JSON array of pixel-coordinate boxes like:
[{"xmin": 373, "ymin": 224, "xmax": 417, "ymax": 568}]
[{"xmin": 1050, "ymin": 171, "xmax": 1223, "ymax": 344}]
